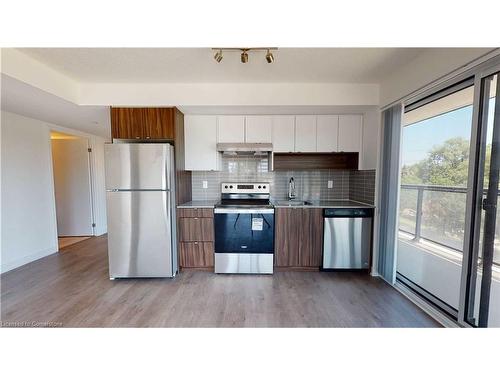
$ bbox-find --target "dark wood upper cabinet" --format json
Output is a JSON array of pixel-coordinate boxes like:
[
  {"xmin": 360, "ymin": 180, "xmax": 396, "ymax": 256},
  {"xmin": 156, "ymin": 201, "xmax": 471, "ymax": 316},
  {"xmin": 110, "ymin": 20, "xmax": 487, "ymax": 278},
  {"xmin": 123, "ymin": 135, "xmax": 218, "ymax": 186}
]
[
  {"xmin": 275, "ymin": 207, "xmax": 324, "ymax": 268},
  {"xmin": 110, "ymin": 107, "xmax": 144, "ymax": 139},
  {"xmin": 111, "ymin": 107, "xmax": 175, "ymax": 140},
  {"xmin": 273, "ymin": 152, "xmax": 358, "ymax": 170}
]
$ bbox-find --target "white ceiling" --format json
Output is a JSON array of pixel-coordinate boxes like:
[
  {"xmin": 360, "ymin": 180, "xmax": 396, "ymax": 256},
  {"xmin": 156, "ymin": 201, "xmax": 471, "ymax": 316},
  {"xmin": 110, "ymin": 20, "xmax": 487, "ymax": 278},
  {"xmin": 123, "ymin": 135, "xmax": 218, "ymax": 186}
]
[
  {"xmin": 1, "ymin": 74, "xmax": 110, "ymax": 138},
  {"xmin": 18, "ymin": 48, "xmax": 426, "ymax": 84}
]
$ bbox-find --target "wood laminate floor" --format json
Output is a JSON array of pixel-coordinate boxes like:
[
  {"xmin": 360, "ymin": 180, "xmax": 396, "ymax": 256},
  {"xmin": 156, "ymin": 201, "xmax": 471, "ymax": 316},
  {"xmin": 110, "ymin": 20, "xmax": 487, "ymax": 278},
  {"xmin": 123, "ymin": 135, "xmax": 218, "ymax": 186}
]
[
  {"xmin": 58, "ymin": 236, "xmax": 91, "ymax": 250},
  {"xmin": 1, "ymin": 235, "xmax": 440, "ymax": 328}
]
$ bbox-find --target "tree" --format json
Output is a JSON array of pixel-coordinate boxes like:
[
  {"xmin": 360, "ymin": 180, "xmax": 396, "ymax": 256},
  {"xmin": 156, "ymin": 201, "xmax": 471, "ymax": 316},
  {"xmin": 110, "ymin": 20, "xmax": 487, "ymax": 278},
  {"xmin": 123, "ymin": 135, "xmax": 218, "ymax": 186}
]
[{"xmin": 401, "ymin": 137, "xmax": 470, "ymax": 186}]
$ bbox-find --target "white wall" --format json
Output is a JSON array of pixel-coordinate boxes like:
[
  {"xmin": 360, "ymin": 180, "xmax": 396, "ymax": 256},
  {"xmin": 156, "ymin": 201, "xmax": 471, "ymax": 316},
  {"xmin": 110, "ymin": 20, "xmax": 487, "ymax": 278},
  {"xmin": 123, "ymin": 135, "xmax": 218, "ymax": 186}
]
[
  {"xmin": 0, "ymin": 111, "xmax": 107, "ymax": 273},
  {"xmin": 1, "ymin": 111, "xmax": 58, "ymax": 273},
  {"xmin": 78, "ymin": 82, "xmax": 380, "ymax": 106},
  {"xmin": 379, "ymin": 48, "xmax": 496, "ymax": 106},
  {"xmin": 361, "ymin": 108, "xmax": 380, "ymax": 170}
]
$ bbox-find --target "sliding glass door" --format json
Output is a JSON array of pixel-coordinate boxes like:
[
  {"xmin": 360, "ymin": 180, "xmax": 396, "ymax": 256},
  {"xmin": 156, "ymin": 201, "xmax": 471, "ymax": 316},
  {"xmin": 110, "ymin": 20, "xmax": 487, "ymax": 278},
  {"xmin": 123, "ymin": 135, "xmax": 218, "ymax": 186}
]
[
  {"xmin": 397, "ymin": 80, "xmax": 475, "ymax": 319},
  {"xmin": 395, "ymin": 58, "xmax": 500, "ymax": 327},
  {"xmin": 464, "ymin": 72, "xmax": 500, "ymax": 327}
]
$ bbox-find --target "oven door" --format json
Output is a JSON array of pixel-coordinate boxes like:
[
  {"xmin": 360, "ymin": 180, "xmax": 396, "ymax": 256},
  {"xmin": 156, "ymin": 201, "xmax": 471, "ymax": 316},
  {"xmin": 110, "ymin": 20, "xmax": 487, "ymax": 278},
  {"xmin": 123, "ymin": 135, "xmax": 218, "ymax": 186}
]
[{"xmin": 214, "ymin": 208, "xmax": 274, "ymax": 254}]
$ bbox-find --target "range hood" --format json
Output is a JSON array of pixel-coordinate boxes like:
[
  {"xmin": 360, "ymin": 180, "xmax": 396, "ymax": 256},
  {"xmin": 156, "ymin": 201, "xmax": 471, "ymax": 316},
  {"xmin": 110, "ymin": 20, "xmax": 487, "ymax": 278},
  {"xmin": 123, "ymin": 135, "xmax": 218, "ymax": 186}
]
[{"xmin": 216, "ymin": 142, "xmax": 273, "ymax": 156}]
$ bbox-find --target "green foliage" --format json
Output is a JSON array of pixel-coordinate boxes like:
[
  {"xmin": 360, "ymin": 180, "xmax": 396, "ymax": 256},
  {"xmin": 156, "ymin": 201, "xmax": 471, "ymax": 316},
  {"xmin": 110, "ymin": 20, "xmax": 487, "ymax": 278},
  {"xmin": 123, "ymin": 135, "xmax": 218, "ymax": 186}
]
[{"xmin": 401, "ymin": 137, "xmax": 470, "ymax": 186}]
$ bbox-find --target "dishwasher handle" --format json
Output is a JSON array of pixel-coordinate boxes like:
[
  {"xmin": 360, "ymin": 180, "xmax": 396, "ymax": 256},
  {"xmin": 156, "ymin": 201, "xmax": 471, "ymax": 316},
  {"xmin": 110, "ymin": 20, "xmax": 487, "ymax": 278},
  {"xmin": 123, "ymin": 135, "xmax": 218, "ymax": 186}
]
[{"xmin": 323, "ymin": 208, "xmax": 374, "ymax": 218}]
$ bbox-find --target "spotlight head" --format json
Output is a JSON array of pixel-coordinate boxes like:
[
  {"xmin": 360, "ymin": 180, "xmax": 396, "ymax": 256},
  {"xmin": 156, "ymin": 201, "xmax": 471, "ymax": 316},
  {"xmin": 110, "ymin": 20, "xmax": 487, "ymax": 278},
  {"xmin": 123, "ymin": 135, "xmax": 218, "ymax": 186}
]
[
  {"xmin": 265, "ymin": 50, "xmax": 274, "ymax": 63},
  {"xmin": 241, "ymin": 51, "xmax": 249, "ymax": 63},
  {"xmin": 214, "ymin": 49, "xmax": 223, "ymax": 63}
]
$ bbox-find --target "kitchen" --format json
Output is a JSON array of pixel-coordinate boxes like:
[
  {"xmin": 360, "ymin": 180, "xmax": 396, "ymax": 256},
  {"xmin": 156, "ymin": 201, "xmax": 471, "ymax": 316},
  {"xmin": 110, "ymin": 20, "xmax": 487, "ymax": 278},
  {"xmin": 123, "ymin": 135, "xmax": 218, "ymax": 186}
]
[
  {"xmin": 106, "ymin": 108, "xmax": 377, "ymax": 277},
  {"xmin": 3, "ymin": 47, "xmax": 500, "ymax": 333},
  {"xmin": 2, "ymin": 3, "xmax": 500, "ymax": 375}
]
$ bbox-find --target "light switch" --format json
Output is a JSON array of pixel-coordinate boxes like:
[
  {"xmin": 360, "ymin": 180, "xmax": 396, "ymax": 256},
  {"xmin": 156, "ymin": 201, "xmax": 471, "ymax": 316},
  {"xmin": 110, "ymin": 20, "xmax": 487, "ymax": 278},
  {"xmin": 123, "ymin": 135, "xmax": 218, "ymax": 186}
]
[
  {"xmin": 327, "ymin": 180, "xmax": 333, "ymax": 189},
  {"xmin": 202, "ymin": 180, "xmax": 208, "ymax": 189}
]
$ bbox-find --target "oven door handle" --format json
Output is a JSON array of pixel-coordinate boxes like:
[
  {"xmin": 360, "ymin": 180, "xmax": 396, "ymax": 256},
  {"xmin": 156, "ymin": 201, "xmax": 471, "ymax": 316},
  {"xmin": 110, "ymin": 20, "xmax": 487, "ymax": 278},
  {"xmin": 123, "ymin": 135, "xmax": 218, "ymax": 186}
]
[{"xmin": 214, "ymin": 208, "xmax": 274, "ymax": 214}]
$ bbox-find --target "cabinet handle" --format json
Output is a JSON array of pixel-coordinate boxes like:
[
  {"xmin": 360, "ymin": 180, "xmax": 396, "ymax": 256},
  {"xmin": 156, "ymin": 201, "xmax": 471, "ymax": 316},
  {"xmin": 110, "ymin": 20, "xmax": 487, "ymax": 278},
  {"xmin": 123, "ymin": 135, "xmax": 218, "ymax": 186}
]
[
  {"xmin": 146, "ymin": 136, "xmax": 151, "ymax": 139},
  {"xmin": 135, "ymin": 136, "xmax": 140, "ymax": 139},
  {"xmin": 194, "ymin": 217, "xmax": 199, "ymax": 220}
]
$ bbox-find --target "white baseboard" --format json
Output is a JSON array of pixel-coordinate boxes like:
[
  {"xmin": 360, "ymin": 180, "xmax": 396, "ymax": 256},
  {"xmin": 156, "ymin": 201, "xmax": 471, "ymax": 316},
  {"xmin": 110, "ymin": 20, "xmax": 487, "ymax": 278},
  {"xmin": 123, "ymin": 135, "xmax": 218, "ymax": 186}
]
[
  {"xmin": 1, "ymin": 246, "xmax": 57, "ymax": 274},
  {"xmin": 93, "ymin": 226, "xmax": 107, "ymax": 236}
]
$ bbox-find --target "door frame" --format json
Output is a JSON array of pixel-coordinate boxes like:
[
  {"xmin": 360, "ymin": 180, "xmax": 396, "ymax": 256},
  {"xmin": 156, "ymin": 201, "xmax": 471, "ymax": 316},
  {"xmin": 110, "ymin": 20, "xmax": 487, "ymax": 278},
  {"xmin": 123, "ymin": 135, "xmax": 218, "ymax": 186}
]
[
  {"xmin": 460, "ymin": 62, "xmax": 500, "ymax": 327},
  {"xmin": 48, "ymin": 126, "xmax": 97, "ymax": 249}
]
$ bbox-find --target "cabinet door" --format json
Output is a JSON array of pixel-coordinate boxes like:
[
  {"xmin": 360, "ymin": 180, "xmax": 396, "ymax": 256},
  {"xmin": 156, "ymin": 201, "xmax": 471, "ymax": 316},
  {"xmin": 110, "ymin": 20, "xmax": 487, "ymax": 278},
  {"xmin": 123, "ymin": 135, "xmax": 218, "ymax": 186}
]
[
  {"xmin": 316, "ymin": 115, "xmax": 339, "ymax": 152},
  {"xmin": 184, "ymin": 115, "xmax": 219, "ymax": 171},
  {"xmin": 245, "ymin": 116, "xmax": 272, "ymax": 143},
  {"xmin": 295, "ymin": 115, "xmax": 317, "ymax": 152},
  {"xmin": 145, "ymin": 108, "xmax": 175, "ymax": 139},
  {"xmin": 178, "ymin": 217, "xmax": 214, "ymax": 242},
  {"xmin": 275, "ymin": 208, "xmax": 300, "ymax": 267},
  {"xmin": 338, "ymin": 115, "xmax": 362, "ymax": 152},
  {"xmin": 272, "ymin": 116, "xmax": 295, "ymax": 152},
  {"xmin": 111, "ymin": 108, "xmax": 145, "ymax": 139},
  {"xmin": 217, "ymin": 115, "xmax": 245, "ymax": 143},
  {"xmin": 299, "ymin": 208, "xmax": 324, "ymax": 267},
  {"xmin": 179, "ymin": 242, "xmax": 214, "ymax": 268}
]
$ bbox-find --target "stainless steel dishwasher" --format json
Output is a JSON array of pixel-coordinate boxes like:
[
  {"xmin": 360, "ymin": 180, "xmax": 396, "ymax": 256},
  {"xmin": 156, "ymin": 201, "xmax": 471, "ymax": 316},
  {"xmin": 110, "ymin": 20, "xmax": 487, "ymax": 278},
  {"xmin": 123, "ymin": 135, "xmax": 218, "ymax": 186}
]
[{"xmin": 321, "ymin": 207, "xmax": 374, "ymax": 270}]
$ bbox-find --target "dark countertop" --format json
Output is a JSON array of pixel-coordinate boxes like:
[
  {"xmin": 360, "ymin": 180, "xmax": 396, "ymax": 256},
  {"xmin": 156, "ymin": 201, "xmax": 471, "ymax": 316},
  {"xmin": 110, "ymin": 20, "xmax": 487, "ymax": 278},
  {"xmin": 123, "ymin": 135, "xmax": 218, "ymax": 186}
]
[
  {"xmin": 178, "ymin": 199, "xmax": 375, "ymax": 209},
  {"xmin": 272, "ymin": 200, "xmax": 375, "ymax": 208},
  {"xmin": 177, "ymin": 200, "xmax": 218, "ymax": 209}
]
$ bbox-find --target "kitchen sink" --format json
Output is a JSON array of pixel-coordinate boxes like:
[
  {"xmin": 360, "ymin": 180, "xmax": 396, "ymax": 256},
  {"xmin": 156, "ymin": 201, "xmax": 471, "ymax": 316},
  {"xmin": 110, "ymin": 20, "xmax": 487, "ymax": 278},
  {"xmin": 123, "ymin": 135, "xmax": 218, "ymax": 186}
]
[{"xmin": 276, "ymin": 200, "xmax": 313, "ymax": 206}]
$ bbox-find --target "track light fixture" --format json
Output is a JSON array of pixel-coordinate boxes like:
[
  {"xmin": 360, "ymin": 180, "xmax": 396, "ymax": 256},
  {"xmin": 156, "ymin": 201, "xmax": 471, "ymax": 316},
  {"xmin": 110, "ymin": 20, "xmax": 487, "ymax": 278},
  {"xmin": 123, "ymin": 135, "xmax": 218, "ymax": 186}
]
[
  {"xmin": 212, "ymin": 48, "xmax": 277, "ymax": 63},
  {"xmin": 213, "ymin": 49, "xmax": 223, "ymax": 63},
  {"xmin": 265, "ymin": 49, "xmax": 274, "ymax": 63},
  {"xmin": 240, "ymin": 49, "xmax": 249, "ymax": 63}
]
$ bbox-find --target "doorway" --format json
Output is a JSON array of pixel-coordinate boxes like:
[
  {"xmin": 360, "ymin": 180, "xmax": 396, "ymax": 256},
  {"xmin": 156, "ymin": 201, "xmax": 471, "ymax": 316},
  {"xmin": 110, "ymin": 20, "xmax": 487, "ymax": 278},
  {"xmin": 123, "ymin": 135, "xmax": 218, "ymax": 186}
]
[
  {"xmin": 50, "ymin": 131, "xmax": 94, "ymax": 250},
  {"xmin": 395, "ymin": 60, "xmax": 500, "ymax": 327}
]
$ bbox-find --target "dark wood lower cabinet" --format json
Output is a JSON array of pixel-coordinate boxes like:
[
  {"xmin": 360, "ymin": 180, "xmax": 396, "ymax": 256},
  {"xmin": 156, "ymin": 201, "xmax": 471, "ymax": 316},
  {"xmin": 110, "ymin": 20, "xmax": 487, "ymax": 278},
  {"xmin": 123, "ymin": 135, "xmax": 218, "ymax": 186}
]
[
  {"xmin": 178, "ymin": 217, "xmax": 214, "ymax": 242},
  {"xmin": 275, "ymin": 208, "xmax": 301, "ymax": 267},
  {"xmin": 177, "ymin": 208, "xmax": 215, "ymax": 268},
  {"xmin": 179, "ymin": 242, "xmax": 214, "ymax": 268},
  {"xmin": 275, "ymin": 208, "xmax": 323, "ymax": 268},
  {"xmin": 300, "ymin": 208, "xmax": 324, "ymax": 267}
]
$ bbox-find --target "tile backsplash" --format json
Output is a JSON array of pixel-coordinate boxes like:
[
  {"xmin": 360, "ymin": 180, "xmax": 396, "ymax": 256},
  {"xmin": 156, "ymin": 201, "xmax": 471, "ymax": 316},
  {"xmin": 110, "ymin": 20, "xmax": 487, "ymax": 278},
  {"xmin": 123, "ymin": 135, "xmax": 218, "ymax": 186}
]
[{"xmin": 191, "ymin": 156, "xmax": 376, "ymax": 204}]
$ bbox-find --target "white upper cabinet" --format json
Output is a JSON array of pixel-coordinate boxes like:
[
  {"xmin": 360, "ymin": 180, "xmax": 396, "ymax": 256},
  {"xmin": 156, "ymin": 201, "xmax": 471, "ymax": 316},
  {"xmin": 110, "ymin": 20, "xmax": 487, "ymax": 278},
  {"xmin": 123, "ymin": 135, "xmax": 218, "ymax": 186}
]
[
  {"xmin": 338, "ymin": 115, "xmax": 362, "ymax": 153},
  {"xmin": 295, "ymin": 115, "xmax": 317, "ymax": 152},
  {"xmin": 184, "ymin": 115, "xmax": 219, "ymax": 171},
  {"xmin": 217, "ymin": 115, "xmax": 245, "ymax": 143},
  {"xmin": 316, "ymin": 115, "xmax": 339, "ymax": 152},
  {"xmin": 245, "ymin": 116, "xmax": 272, "ymax": 143},
  {"xmin": 271, "ymin": 116, "xmax": 295, "ymax": 152}
]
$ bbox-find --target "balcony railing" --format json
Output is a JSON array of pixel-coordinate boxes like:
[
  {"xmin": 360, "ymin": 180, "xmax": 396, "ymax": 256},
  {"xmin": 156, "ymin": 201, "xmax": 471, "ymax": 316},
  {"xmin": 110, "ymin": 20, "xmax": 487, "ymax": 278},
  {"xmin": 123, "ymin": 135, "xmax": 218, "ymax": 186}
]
[{"xmin": 399, "ymin": 184, "xmax": 500, "ymax": 266}]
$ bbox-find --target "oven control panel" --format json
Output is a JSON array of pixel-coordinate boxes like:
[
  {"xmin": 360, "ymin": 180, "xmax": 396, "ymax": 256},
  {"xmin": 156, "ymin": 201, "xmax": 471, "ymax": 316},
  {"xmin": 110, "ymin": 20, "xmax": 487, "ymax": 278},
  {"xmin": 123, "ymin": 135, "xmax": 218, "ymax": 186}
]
[{"xmin": 221, "ymin": 182, "xmax": 270, "ymax": 194}]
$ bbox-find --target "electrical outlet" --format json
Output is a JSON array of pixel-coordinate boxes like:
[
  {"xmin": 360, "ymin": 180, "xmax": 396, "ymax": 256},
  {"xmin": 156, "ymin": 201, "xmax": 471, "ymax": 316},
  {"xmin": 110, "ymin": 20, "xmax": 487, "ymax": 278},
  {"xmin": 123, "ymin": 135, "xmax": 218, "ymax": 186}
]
[
  {"xmin": 327, "ymin": 180, "xmax": 333, "ymax": 189},
  {"xmin": 202, "ymin": 181, "xmax": 208, "ymax": 189}
]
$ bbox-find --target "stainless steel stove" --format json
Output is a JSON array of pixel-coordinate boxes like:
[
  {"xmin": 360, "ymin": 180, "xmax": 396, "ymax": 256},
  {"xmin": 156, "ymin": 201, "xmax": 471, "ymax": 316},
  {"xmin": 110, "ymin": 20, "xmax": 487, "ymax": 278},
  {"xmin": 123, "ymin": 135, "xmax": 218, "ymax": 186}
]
[{"xmin": 214, "ymin": 183, "xmax": 274, "ymax": 274}]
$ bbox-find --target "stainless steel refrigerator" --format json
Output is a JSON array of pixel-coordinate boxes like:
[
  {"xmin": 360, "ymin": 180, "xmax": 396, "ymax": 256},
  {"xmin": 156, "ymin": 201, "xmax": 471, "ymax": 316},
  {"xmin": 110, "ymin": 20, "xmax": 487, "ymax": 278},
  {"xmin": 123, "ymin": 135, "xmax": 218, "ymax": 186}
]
[{"xmin": 104, "ymin": 143, "xmax": 177, "ymax": 279}]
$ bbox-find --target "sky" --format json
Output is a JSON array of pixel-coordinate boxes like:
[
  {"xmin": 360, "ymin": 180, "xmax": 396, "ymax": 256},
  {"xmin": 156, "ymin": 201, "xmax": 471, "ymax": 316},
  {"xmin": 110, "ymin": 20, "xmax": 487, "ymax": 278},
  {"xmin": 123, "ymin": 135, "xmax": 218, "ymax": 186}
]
[{"xmin": 402, "ymin": 98, "xmax": 496, "ymax": 166}]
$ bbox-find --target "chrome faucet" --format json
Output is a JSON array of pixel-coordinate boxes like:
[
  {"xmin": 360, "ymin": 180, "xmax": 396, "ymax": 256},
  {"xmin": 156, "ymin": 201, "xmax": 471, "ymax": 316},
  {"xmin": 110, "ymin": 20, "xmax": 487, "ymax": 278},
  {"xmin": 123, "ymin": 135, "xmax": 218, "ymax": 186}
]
[{"xmin": 288, "ymin": 177, "xmax": 296, "ymax": 200}]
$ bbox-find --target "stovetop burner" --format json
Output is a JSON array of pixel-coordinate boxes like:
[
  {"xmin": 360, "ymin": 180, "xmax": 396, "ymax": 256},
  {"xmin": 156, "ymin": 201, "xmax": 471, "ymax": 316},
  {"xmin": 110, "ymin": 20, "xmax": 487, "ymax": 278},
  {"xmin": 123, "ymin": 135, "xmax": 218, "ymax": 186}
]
[{"xmin": 216, "ymin": 182, "xmax": 272, "ymax": 208}]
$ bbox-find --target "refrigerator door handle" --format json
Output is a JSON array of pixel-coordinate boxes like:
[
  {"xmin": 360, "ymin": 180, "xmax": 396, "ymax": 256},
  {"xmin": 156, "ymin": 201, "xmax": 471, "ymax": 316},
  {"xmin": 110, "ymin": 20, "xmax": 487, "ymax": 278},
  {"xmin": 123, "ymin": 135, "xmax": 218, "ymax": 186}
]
[
  {"xmin": 162, "ymin": 190, "xmax": 173, "ymax": 274},
  {"xmin": 164, "ymin": 145, "xmax": 171, "ymax": 191}
]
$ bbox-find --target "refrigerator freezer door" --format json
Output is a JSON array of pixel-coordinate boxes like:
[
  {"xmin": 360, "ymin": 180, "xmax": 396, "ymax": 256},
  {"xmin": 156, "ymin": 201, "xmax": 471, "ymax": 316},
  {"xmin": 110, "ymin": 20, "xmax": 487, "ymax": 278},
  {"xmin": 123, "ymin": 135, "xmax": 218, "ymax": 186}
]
[
  {"xmin": 106, "ymin": 190, "xmax": 174, "ymax": 278},
  {"xmin": 105, "ymin": 143, "xmax": 171, "ymax": 190}
]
